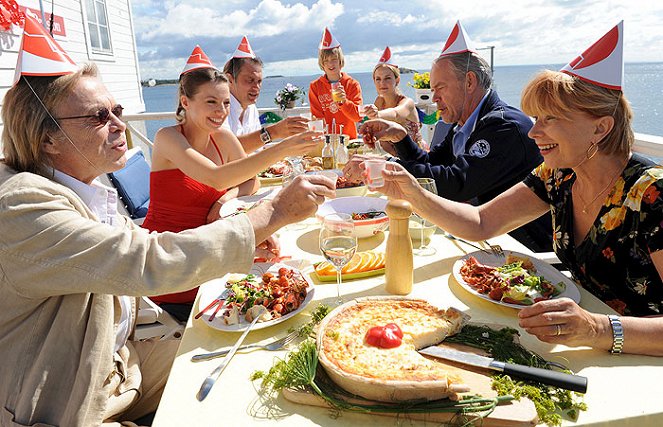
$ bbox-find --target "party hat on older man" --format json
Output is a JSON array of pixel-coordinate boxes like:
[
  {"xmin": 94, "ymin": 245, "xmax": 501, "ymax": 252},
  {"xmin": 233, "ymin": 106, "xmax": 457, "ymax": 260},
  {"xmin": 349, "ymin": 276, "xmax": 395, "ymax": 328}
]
[
  {"xmin": 181, "ymin": 45, "xmax": 215, "ymax": 76},
  {"xmin": 13, "ymin": 14, "xmax": 77, "ymax": 85},
  {"xmin": 440, "ymin": 20, "xmax": 477, "ymax": 56},
  {"xmin": 560, "ymin": 21, "xmax": 624, "ymax": 90},
  {"xmin": 233, "ymin": 35, "xmax": 256, "ymax": 59},
  {"xmin": 319, "ymin": 27, "xmax": 340, "ymax": 50},
  {"xmin": 377, "ymin": 46, "xmax": 397, "ymax": 67}
]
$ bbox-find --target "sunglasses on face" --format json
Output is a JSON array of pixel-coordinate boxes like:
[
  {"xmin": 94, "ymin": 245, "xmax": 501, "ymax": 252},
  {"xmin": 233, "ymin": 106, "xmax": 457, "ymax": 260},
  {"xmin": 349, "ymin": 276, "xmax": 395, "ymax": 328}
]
[{"xmin": 56, "ymin": 104, "xmax": 124, "ymax": 125}]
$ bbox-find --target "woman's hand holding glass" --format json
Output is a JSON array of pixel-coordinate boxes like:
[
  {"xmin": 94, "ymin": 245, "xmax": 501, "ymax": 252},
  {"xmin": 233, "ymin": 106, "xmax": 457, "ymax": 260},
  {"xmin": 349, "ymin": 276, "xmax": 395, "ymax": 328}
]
[
  {"xmin": 280, "ymin": 130, "xmax": 325, "ymax": 157},
  {"xmin": 319, "ymin": 213, "xmax": 357, "ymax": 305},
  {"xmin": 363, "ymin": 104, "xmax": 379, "ymax": 119}
]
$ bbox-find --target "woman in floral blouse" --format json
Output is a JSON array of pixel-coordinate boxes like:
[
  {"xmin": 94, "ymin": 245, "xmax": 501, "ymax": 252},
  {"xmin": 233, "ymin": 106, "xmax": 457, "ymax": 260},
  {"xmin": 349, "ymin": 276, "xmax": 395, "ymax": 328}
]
[{"xmin": 358, "ymin": 66, "xmax": 663, "ymax": 356}]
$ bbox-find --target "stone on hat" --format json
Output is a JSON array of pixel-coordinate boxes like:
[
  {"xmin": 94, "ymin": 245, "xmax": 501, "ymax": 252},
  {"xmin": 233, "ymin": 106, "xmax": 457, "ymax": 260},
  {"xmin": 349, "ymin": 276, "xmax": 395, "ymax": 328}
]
[
  {"xmin": 13, "ymin": 14, "xmax": 77, "ymax": 85},
  {"xmin": 319, "ymin": 27, "xmax": 341, "ymax": 50},
  {"xmin": 440, "ymin": 20, "xmax": 477, "ymax": 57},
  {"xmin": 181, "ymin": 45, "xmax": 215, "ymax": 76},
  {"xmin": 233, "ymin": 35, "xmax": 256, "ymax": 59},
  {"xmin": 560, "ymin": 21, "xmax": 624, "ymax": 91},
  {"xmin": 377, "ymin": 46, "xmax": 397, "ymax": 67}
]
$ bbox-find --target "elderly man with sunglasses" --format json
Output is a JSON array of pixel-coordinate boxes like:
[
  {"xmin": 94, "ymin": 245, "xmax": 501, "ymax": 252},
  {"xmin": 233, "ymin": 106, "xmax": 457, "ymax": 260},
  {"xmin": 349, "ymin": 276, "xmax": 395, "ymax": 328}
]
[{"xmin": 0, "ymin": 61, "xmax": 335, "ymax": 427}]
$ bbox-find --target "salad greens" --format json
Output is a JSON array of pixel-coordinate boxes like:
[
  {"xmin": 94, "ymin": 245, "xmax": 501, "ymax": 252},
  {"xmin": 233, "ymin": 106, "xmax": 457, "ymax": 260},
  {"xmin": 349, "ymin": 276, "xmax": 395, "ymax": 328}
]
[{"xmin": 497, "ymin": 261, "xmax": 566, "ymax": 305}]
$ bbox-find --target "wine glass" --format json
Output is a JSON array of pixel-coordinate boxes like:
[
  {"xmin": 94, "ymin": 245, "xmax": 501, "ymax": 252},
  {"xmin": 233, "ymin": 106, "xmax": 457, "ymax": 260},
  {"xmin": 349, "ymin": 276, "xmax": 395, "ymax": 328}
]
[
  {"xmin": 319, "ymin": 213, "xmax": 357, "ymax": 305},
  {"xmin": 414, "ymin": 178, "xmax": 438, "ymax": 256}
]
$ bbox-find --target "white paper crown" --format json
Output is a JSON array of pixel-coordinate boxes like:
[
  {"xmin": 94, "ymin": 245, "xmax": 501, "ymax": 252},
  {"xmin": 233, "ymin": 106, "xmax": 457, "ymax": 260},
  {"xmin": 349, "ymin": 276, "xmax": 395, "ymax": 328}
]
[
  {"xmin": 440, "ymin": 20, "xmax": 477, "ymax": 57},
  {"xmin": 233, "ymin": 35, "xmax": 256, "ymax": 59},
  {"xmin": 319, "ymin": 27, "xmax": 341, "ymax": 50},
  {"xmin": 13, "ymin": 15, "xmax": 77, "ymax": 85},
  {"xmin": 181, "ymin": 45, "xmax": 215, "ymax": 76},
  {"xmin": 560, "ymin": 21, "xmax": 624, "ymax": 90}
]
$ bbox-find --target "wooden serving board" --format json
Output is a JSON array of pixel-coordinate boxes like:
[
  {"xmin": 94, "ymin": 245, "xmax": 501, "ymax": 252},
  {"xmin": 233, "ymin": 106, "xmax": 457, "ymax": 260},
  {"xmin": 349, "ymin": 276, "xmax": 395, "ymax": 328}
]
[{"xmin": 282, "ymin": 342, "xmax": 538, "ymax": 426}]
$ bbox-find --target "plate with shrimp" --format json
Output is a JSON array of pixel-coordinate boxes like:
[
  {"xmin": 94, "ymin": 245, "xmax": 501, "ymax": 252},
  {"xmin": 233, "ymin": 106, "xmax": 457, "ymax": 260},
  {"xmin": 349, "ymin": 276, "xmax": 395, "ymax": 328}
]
[{"xmin": 197, "ymin": 262, "xmax": 315, "ymax": 332}]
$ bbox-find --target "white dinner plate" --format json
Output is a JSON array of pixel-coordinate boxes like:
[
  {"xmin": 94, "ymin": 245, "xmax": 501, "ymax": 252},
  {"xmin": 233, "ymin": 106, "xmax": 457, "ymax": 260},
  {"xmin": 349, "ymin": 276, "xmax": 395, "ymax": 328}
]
[
  {"xmin": 219, "ymin": 189, "xmax": 278, "ymax": 218},
  {"xmin": 451, "ymin": 250, "xmax": 581, "ymax": 310},
  {"xmin": 197, "ymin": 262, "xmax": 315, "ymax": 332}
]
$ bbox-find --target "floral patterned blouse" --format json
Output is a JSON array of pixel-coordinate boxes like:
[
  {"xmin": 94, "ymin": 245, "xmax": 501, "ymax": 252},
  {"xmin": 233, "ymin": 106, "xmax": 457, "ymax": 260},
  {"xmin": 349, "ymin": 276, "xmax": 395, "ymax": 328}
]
[{"xmin": 524, "ymin": 154, "xmax": 663, "ymax": 316}]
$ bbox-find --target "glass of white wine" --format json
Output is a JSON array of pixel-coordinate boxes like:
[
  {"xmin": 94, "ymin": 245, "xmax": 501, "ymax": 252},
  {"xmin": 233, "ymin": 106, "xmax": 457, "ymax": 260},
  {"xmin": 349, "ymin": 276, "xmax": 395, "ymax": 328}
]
[
  {"xmin": 414, "ymin": 178, "xmax": 438, "ymax": 256},
  {"xmin": 319, "ymin": 213, "xmax": 357, "ymax": 305}
]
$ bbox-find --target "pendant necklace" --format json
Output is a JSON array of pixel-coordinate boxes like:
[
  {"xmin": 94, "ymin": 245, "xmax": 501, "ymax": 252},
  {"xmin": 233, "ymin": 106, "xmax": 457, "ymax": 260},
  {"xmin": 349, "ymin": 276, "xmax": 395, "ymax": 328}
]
[{"xmin": 576, "ymin": 158, "xmax": 628, "ymax": 214}]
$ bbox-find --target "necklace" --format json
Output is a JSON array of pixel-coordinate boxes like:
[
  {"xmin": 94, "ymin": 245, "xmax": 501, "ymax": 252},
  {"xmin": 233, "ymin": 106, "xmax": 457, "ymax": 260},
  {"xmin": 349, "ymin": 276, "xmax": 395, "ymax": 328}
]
[{"xmin": 575, "ymin": 158, "xmax": 628, "ymax": 214}]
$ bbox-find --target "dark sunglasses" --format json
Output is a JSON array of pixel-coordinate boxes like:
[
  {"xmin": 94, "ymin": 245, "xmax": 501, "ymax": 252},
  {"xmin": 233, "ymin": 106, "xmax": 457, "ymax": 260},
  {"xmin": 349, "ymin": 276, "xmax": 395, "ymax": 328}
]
[{"xmin": 56, "ymin": 104, "xmax": 124, "ymax": 125}]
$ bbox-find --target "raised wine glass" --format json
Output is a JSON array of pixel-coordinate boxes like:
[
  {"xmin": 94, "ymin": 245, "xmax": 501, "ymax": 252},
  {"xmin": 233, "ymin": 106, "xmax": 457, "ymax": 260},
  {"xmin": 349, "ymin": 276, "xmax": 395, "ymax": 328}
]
[
  {"xmin": 319, "ymin": 213, "xmax": 357, "ymax": 305},
  {"xmin": 413, "ymin": 178, "xmax": 438, "ymax": 256}
]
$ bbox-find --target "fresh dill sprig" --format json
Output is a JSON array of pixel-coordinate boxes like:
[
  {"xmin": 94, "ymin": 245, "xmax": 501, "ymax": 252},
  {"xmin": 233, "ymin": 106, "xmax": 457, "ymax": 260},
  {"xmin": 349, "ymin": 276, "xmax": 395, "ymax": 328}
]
[{"xmin": 288, "ymin": 304, "xmax": 332, "ymax": 338}]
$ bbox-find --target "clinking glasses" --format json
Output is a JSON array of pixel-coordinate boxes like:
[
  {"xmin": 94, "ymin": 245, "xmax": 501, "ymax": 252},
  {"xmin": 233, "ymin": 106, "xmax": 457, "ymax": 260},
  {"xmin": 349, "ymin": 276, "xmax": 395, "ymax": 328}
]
[{"xmin": 56, "ymin": 104, "xmax": 124, "ymax": 125}]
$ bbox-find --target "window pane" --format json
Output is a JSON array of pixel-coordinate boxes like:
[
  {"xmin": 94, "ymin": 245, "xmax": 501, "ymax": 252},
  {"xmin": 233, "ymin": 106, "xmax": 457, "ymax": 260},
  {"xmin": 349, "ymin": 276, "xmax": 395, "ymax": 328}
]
[
  {"xmin": 96, "ymin": 1, "xmax": 107, "ymax": 26},
  {"xmin": 100, "ymin": 26, "xmax": 110, "ymax": 50},
  {"xmin": 86, "ymin": 0, "xmax": 96, "ymax": 21},
  {"xmin": 88, "ymin": 22, "xmax": 100, "ymax": 49}
]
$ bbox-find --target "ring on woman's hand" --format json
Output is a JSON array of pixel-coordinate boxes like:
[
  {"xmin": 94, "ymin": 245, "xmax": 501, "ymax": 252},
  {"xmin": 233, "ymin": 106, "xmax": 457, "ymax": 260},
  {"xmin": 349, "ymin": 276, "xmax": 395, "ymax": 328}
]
[{"xmin": 555, "ymin": 324, "xmax": 562, "ymax": 336}]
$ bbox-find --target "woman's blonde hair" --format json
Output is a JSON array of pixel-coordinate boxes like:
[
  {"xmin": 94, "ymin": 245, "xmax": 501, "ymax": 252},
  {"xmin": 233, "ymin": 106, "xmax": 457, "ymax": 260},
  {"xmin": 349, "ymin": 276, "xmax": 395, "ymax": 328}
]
[
  {"xmin": 372, "ymin": 63, "xmax": 402, "ymax": 95},
  {"xmin": 521, "ymin": 70, "xmax": 633, "ymax": 156},
  {"xmin": 2, "ymin": 63, "xmax": 98, "ymax": 176},
  {"xmin": 318, "ymin": 47, "xmax": 345, "ymax": 71},
  {"xmin": 176, "ymin": 67, "xmax": 228, "ymax": 122}
]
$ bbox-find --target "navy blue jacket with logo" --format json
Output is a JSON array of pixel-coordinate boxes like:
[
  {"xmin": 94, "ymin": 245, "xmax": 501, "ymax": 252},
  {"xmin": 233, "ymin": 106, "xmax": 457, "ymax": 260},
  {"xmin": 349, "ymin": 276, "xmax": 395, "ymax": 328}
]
[{"xmin": 394, "ymin": 90, "xmax": 543, "ymax": 205}]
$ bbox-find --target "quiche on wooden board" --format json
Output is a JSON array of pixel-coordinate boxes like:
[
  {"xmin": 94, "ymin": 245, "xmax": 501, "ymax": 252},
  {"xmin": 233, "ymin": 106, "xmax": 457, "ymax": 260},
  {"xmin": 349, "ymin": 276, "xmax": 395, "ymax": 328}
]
[{"xmin": 317, "ymin": 296, "xmax": 471, "ymax": 402}]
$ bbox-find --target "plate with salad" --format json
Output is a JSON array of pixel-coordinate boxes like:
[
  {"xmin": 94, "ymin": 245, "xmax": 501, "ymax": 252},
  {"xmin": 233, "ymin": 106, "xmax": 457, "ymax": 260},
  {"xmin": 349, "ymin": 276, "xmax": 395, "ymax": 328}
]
[
  {"xmin": 451, "ymin": 250, "xmax": 580, "ymax": 309},
  {"xmin": 197, "ymin": 262, "xmax": 315, "ymax": 332}
]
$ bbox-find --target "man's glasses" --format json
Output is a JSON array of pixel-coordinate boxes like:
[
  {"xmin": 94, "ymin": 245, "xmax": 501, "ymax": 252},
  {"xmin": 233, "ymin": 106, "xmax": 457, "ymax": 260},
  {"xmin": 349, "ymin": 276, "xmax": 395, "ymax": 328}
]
[{"xmin": 56, "ymin": 105, "xmax": 124, "ymax": 125}]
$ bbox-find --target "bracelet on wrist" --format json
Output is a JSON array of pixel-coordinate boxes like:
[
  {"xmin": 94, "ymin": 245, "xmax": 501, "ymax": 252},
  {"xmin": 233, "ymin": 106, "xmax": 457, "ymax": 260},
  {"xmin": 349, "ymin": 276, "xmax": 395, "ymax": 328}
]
[{"xmin": 607, "ymin": 314, "xmax": 624, "ymax": 354}]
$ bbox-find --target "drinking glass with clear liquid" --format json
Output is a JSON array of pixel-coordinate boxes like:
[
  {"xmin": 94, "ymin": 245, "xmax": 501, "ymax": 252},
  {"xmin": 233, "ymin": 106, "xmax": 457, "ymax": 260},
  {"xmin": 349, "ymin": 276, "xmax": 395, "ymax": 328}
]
[
  {"xmin": 319, "ymin": 213, "xmax": 357, "ymax": 305},
  {"xmin": 414, "ymin": 178, "xmax": 438, "ymax": 256}
]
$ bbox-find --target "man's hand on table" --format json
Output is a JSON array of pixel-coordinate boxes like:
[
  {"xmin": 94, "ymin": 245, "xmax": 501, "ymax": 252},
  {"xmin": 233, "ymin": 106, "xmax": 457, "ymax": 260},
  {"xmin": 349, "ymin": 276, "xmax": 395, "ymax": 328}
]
[{"xmin": 518, "ymin": 297, "xmax": 613, "ymax": 350}]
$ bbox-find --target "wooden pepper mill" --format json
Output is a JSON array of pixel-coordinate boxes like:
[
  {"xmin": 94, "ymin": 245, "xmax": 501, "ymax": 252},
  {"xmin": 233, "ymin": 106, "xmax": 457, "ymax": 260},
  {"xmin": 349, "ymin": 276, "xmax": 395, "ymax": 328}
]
[{"xmin": 385, "ymin": 199, "xmax": 413, "ymax": 295}]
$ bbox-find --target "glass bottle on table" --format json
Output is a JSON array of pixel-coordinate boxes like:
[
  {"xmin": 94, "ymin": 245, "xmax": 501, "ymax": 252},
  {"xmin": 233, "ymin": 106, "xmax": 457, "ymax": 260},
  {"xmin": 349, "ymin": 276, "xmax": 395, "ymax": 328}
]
[
  {"xmin": 319, "ymin": 213, "xmax": 357, "ymax": 305},
  {"xmin": 335, "ymin": 135, "xmax": 349, "ymax": 169},
  {"xmin": 322, "ymin": 135, "xmax": 335, "ymax": 169}
]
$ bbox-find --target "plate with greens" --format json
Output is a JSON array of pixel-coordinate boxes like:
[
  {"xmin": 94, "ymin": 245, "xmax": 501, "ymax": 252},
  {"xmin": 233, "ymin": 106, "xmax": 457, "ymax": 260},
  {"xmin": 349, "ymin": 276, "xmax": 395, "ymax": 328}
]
[
  {"xmin": 452, "ymin": 250, "xmax": 580, "ymax": 309},
  {"xmin": 198, "ymin": 262, "xmax": 315, "ymax": 332}
]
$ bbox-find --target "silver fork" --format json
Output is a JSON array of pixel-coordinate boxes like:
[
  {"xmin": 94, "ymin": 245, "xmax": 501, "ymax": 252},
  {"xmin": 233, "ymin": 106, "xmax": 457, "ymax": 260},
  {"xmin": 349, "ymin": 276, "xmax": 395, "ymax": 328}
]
[
  {"xmin": 484, "ymin": 241, "xmax": 505, "ymax": 258},
  {"xmin": 191, "ymin": 330, "xmax": 298, "ymax": 362},
  {"xmin": 444, "ymin": 233, "xmax": 491, "ymax": 254}
]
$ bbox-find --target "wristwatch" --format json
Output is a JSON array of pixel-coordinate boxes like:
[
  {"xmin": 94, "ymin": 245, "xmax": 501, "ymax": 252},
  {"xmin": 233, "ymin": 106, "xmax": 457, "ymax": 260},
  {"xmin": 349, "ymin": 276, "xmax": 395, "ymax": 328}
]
[
  {"xmin": 260, "ymin": 126, "xmax": 272, "ymax": 144},
  {"xmin": 607, "ymin": 314, "xmax": 624, "ymax": 354}
]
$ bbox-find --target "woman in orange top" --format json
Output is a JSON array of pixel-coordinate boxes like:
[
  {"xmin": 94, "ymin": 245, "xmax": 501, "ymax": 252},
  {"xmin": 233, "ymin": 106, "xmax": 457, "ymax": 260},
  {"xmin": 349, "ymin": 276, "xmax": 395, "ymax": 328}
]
[
  {"xmin": 143, "ymin": 67, "xmax": 322, "ymax": 319},
  {"xmin": 308, "ymin": 37, "xmax": 362, "ymax": 138}
]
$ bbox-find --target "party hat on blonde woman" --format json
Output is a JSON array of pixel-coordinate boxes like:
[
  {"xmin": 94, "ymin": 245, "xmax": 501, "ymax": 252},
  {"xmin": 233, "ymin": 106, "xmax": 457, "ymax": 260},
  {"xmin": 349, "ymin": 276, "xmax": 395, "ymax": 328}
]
[
  {"xmin": 319, "ymin": 27, "xmax": 340, "ymax": 50},
  {"xmin": 560, "ymin": 21, "xmax": 624, "ymax": 90},
  {"xmin": 377, "ymin": 46, "xmax": 397, "ymax": 67},
  {"xmin": 232, "ymin": 35, "xmax": 256, "ymax": 59},
  {"xmin": 13, "ymin": 14, "xmax": 77, "ymax": 85},
  {"xmin": 440, "ymin": 20, "xmax": 477, "ymax": 57},
  {"xmin": 181, "ymin": 45, "xmax": 215, "ymax": 76}
]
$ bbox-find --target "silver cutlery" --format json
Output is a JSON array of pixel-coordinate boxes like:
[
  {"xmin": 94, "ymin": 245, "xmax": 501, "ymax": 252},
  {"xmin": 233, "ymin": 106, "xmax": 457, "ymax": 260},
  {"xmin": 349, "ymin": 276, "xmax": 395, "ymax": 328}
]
[
  {"xmin": 196, "ymin": 307, "xmax": 265, "ymax": 401},
  {"xmin": 444, "ymin": 233, "xmax": 491, "ymax": 254},
  {"xmin": 191, "ymin": 330, "xmax": 298, "ymax": 362},
  {"xmin": 483, "ymin": 241, "xmax": 505, "ymax": 257}
]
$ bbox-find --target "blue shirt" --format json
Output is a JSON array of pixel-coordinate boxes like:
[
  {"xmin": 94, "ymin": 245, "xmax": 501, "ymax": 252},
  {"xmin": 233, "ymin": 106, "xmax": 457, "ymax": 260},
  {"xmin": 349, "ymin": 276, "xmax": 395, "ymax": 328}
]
[{"xmin": 452, "ymin": 89, "xmax": 491, "ymax": 157}]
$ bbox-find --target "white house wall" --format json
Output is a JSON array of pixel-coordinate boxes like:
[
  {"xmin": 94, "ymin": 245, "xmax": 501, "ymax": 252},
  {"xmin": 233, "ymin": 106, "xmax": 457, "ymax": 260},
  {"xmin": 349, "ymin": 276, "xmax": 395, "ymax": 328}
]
[{"xmin": 0, "ymin": 0, "xmax": 144, "ymax": 148}]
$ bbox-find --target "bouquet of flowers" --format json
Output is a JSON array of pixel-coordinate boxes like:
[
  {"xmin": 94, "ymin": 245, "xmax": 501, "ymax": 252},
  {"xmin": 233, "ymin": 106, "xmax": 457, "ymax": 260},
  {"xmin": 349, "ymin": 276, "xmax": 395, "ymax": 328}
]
[
  {"xmin": 274, "ymin": 83, "xmax": 304, "ymax": 110},
  {"xmin": 408, "ymin": 72, "xmax": 430, "ymax": 89}
]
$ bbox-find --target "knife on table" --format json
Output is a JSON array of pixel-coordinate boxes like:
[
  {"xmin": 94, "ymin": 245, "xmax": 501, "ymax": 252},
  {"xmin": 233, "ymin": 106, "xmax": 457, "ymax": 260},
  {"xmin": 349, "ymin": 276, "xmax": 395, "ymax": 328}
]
[
  {"xmin": 196, "ymin": 307, "xmax": 265, "ymax": 401},
  {"xmin": 419, "ymin": 346, "xmax": 588, "ymax": 393}
]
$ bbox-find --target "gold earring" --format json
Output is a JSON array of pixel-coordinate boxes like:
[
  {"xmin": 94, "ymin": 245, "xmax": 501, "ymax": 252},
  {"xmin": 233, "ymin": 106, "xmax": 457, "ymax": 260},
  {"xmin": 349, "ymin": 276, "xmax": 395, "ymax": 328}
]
[{"xmin": 586, "ymin": 142, "xmax": 599, "ymax": 160}]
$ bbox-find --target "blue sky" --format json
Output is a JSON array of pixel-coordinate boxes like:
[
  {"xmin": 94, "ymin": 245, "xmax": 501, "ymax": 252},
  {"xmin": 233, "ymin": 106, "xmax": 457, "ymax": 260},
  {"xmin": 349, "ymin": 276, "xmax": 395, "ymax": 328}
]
[{"xmin": 132, "ymin": 0, "xmax": 663, "ymax": 80}]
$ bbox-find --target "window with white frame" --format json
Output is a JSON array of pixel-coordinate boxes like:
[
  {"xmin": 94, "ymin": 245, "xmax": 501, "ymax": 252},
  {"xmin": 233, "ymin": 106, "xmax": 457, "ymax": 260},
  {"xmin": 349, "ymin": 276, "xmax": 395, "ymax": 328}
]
[{"xmin": 85, "ymin": 0, "xmax": 112, "ymax": 54}]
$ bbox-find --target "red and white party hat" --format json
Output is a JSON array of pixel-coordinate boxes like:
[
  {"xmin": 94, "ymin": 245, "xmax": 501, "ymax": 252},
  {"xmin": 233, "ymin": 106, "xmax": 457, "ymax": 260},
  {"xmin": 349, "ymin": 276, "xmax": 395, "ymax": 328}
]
[
  {"xmin": 232, "ymin": 35, "xmax": 256, "ymax": 59},
  {"xmin": 377, "ymin": 46, "xmax": 397, "ymax": 67},
  {"xmin": 180, "ymin": 45, "xmax": 215, "ymax": 76},
  {"xmin": 560, "ymin": 21, "xmax": 624, "ymax": 90},
  {"xmin": 440, "ymin": 20, "xmax": 476, "ymax": 56},
  {"xmin": 319, "ymin": 27, "xmax": 340, "ymax": 50},
  {"xmin": 13, "ymin": 14, "xmax": 77, "ymax": 85}
]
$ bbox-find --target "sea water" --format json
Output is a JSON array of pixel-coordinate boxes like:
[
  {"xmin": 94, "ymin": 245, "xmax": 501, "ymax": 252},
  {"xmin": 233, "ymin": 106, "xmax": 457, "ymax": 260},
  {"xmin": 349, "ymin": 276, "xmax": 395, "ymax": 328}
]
[{"xmin": 142, "ymin": 62, "xmax": 663, "ymax": 142}]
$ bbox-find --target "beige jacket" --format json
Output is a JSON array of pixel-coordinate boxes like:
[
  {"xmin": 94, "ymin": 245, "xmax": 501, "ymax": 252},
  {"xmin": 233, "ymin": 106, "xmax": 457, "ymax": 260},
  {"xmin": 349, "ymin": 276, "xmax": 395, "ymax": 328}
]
[{"xmin": 0, "ymin": 164, "xmax": 255, "ymax": 426}]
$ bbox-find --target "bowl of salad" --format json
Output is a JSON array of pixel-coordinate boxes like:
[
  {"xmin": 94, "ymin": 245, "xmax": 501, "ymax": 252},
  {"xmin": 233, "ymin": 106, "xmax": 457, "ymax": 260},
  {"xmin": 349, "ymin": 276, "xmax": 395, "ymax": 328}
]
[{"xmin": 317, "ymin": 196, "xmax": 388, "ymax": 238}]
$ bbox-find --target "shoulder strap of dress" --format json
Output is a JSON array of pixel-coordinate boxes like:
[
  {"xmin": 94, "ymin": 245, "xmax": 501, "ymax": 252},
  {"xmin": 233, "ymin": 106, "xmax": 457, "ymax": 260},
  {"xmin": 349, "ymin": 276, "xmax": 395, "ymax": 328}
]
[{"xmin": 209, "ymin": 134, "xmax": 224, "ymax": 164}]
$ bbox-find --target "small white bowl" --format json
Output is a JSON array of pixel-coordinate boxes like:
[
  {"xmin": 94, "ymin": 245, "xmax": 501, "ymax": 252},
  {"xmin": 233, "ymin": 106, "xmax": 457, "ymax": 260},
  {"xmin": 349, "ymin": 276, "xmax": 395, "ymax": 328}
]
[{"xmin": 317, "ymin": 196, "xmax": 389, "ymax": 239}]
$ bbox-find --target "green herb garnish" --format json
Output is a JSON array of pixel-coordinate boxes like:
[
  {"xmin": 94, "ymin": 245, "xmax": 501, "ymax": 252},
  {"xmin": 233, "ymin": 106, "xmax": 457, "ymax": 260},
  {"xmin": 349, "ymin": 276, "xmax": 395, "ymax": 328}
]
[{"xmin": 288, "ymin": 303, "xmax": 332, "ymax": 338}]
